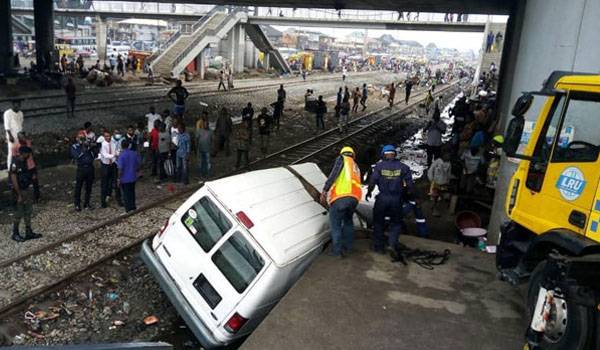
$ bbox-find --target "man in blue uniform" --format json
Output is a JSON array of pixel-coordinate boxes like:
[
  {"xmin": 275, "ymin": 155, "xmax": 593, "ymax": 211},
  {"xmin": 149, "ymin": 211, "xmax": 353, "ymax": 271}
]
[
  {"xmin": 71, "ymin": 136, "xmax": 97, "ymax": 211},
  {"xmin": 366, "ymin": 145, "xmax": 413, "ymax": 255}
]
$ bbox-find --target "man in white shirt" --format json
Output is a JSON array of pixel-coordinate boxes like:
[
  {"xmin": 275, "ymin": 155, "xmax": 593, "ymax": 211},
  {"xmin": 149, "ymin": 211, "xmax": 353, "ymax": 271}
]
[
  {"xmin": 4, "ymin": 99, "xmax": 24, "ymax": 168},
  {"xmin": 145, "ymin": 106, "xmax": 161, "ymax": 133},
  {"xmin": 99, "ymin": 130, "xmax": 122, "ymax": 208}
]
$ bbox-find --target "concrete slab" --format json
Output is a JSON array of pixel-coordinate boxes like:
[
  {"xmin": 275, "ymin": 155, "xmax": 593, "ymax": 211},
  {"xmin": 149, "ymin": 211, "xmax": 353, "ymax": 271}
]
[{"xmin": 242, "ymin": 235, "xmax": 526, "ymax": 350}]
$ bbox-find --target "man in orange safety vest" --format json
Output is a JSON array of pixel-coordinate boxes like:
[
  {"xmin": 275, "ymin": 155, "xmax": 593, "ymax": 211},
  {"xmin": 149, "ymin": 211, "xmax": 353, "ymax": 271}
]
[{"xmin": 320, "ymin": 146, "xmax": 362, "ymax": 257}]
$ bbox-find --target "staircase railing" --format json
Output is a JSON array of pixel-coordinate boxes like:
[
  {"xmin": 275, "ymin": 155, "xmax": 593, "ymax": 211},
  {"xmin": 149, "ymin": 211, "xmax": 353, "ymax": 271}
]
[
  {"xmin": 171, "ymin": 7, "xmax": 238, "ymax": 70},
  {"xmin": 146, "ymin": 28, "xmax": 181, "ymax": 66},
  {"xmin": 146, "ymin": 5, "xmax": 224, "ymax": 66}
]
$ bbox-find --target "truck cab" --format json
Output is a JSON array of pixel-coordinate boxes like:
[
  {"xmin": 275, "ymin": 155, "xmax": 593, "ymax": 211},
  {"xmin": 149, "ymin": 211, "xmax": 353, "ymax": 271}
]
[{"xmin": 497, "ymin": 71, "xmax": 600, "ymax": 349}]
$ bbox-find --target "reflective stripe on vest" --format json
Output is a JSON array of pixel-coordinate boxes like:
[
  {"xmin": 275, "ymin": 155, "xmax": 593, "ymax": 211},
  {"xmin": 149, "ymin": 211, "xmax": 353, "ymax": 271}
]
[{"xmin": 329, "ymin": 155, "xmax": 362, "ymax": 204}]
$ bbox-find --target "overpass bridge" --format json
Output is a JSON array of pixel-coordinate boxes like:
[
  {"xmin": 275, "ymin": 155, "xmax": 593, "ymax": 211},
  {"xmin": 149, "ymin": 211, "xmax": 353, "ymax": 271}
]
[{"xmin": 11, "ymin": 7, "xmax": 486, "ymax": 32}]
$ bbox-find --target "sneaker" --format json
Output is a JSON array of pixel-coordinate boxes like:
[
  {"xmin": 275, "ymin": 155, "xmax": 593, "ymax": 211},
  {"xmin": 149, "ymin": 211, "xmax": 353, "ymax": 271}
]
[
  {"xmin": 11, "ymin": 233, "xmax": 25, "ymax": 243},
  {"xmin": 75, "ymin": 206, "xmax": 82, "ymax": 212},
  {"xmin": 84, "ymin": 205, "xmax": 94, "ymax": 210}
]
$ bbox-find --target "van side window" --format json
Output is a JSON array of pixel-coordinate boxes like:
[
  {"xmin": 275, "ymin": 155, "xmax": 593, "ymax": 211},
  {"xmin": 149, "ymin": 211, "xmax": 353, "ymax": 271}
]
[
  {"xmin": 551, "ymin": 93, "xmax": 600, "ymax": 163},
  {"xmin": 182, "ymin": 197, "xmax": 232, "ymax": 252},
  {"xmin": 212, "ymin": 232, "xmax": 265, "ymax": 293}
]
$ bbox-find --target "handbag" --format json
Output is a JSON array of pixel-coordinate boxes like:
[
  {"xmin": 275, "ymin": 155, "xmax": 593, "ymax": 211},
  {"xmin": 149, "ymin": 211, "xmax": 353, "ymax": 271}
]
[{"xmin": 164, "ymin": 157, "xmax": 174, "ymax": 177}]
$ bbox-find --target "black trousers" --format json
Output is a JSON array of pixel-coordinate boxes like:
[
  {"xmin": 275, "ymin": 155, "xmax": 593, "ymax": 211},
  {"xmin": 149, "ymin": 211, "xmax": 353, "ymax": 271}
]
[
  {"xmin": 100, "ymin": 163, "xmax": 121, "ymax": 205},
  {"xmin": 66, "ymin": 97, "xmax": 76, "ymax": 117},
  {"xmin": 74, "ymin": 165, "xmax": 94, "ymax": 207},
  {"xmin": 121, "ymin": 182, "xmax": 136, "ymax": 212},
  {"xmin": 151, "ymin": 149, "xmax": 159, "ymax": 176},
  {"xmin": 316, "ymin": 114, "xmax": 325, "ymax": 129},
  {"xmin": 405, "ymin": 87, "xmax": 412, "ymax": 104},
  {"xmin": 426, "ymin": 145, "xmax": 442, "ymax": 167},
  {"xmin": 236, "ymin": 150, "xmax": 249, "ymax": 168},
  {"xmin": 159, "ymin": 152, "xmax": 168, "ymax": 180}
]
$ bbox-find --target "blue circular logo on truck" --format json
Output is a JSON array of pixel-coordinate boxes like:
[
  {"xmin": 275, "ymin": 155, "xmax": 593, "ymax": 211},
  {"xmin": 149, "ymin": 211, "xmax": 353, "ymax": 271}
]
[{"xmin": 556, "ymin": 167, "xmax": 586, "ymax": 201}]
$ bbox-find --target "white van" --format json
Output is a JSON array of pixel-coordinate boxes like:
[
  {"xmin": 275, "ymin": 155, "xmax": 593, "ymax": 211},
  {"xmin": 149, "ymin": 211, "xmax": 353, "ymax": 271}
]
[{"xmin": 141, "ymin": 163, "xmax": 330, "ymax": 348}]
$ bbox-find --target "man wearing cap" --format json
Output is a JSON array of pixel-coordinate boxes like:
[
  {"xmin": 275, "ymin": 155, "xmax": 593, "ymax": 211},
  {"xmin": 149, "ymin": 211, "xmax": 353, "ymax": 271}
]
[
  {"xmin": 320, "ymin": 146, "xmax": 362, "ymax": 257},
  {"xmin": 9, "ymin": 146, "xmax": 42, "ymax": 242},
  {"xmin": 366, "ymin": 145, "xmax": 413, "ymax": 256},
  {"xmin": 4, "ymin": 98, "xmax": 24, "ymax": 169}
]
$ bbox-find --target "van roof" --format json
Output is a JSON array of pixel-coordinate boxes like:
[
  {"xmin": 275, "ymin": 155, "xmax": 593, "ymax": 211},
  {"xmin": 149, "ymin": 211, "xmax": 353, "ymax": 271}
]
[{"xmin": 206, "ymin": 163, "xmax": 328, "ymax": 267}]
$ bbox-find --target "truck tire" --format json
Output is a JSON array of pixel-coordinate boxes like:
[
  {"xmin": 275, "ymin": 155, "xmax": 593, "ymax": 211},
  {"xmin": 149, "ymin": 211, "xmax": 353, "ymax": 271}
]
[{"xmin": 527, "ymin": 261, "xmax": 594, "ymax": 349}]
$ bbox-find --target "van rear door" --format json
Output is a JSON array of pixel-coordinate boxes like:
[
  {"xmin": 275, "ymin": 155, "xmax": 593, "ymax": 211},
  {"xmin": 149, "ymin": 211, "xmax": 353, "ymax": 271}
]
[{"xmin": 156, "ymin": 194, "xmax": 267, "ymax": 329}]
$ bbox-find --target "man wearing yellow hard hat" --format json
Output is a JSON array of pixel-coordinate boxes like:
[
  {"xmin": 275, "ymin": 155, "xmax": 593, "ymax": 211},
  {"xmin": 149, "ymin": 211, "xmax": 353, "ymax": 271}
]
[{"xmin": 321, "ymin": 146, "xmax": 362, "ymax": 257}]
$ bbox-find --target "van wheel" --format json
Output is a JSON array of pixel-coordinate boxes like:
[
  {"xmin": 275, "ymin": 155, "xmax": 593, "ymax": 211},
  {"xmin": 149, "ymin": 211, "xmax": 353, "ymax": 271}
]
[{"xmin": 527, "ymin": 261, "xmax": 594, "ymax": 350}]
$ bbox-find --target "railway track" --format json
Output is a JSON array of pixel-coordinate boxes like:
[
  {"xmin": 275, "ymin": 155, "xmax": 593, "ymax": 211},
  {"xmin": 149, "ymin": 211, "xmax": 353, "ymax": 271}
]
[
  {"xmin": 0, "ymin": 80, "xmax": 462, "ymax": 319},
  {"xmin": 4, "ymin": 71, "xmax": 383, "ymax": 119}
]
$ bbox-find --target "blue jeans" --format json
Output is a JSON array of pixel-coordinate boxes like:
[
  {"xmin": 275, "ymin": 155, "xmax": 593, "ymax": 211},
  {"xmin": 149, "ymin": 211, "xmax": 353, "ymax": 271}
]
[
  {"xmin": 373, "ymin": 194, "xmax": 403, "ymax": 251},
  {"xmin": 329, "ymin": 197, "xmax": 358, "ymax": 255},
  {"xmin": 176, "ymin": 156, "xmax": 189, "ymax": 185},
  {"xmin": 402, "ymin": 200, "xmax": 428, "ymax": 238},
  {"xmin": 173, "ymin": 104, "xmax": 185, "ymax": 116},
  {"xmin": 198, "ymin": 151, "xmax": 211, "ymax": 177}
]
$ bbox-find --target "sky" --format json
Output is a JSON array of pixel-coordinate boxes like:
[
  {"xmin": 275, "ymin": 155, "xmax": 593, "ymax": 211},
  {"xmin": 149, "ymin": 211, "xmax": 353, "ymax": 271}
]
[{"xmin": 274, "ymin": 26, "xmax": 485, "ymax": 52}]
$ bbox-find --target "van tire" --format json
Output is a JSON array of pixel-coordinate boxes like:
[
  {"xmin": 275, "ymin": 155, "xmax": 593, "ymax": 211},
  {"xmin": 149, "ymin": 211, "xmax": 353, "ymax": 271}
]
[{"xmin": 527, "ymin": 261, "xmax": 594, "ymax": 350}]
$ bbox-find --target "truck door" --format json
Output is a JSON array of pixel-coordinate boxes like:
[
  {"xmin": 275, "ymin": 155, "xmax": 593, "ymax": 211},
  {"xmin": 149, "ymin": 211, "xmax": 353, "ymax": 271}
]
[{"xmin": 523, "ymin": 91, "xmax": 600, "ymax": 236}]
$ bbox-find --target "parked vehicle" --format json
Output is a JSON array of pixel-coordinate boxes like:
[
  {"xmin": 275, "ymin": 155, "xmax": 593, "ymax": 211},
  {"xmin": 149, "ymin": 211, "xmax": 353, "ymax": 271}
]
[
  {"xmin": 498, "ymin": 71, "xmax": 600, "ymax": 350},
  {"xmin": 141, "ymin": 163, "xmax": 330, "ymax": 348}
]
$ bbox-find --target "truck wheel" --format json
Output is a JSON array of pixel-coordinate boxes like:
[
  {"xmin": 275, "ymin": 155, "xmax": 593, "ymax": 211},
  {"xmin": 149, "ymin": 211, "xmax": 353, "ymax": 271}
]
[{"xmin": 527, "ymin": 261, "xmax": 594, "ymax": 349}]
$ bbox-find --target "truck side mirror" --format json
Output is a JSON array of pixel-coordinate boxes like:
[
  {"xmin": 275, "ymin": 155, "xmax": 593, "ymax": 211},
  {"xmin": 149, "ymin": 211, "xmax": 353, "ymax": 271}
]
[
  {"xmin": 511, "ymin": 93, "xmax": 533, "ymax": 117},
  {"xmin": 503, "ymin": 115, "xmax": 525, "ymax": 156},
  {"xmin": 503, "ymin": 93, "xmax": 534, "ymax": 156}
]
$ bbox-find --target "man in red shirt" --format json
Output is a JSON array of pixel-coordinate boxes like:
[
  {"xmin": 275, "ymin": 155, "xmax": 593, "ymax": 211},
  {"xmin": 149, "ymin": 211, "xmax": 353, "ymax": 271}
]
[{"xmin": 149, "ymin": 119, "xmax": 161, "ymax": 177}]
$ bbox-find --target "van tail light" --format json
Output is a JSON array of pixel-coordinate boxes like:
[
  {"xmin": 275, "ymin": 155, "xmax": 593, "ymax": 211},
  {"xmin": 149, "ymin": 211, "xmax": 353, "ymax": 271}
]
[
  {"xmin": 224, "ymin": 312, "xmax": 248, "ymax": 333},
  {"xmin": 158, "ymin": 218, "xmax": 170, "ymax": 237},
  {"xmin": 236, "ymin": 211, "xmax": 254, "ymax": 229}
]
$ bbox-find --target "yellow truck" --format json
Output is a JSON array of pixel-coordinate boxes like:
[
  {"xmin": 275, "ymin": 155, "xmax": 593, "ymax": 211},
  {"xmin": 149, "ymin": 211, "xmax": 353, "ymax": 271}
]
[{"xmin": 498, "ymin": 71, "xmax": 600, "ymax": 350}]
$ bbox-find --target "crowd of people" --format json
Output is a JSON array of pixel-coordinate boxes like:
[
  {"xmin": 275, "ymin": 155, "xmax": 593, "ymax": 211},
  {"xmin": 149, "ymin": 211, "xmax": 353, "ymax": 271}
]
[
  {"xmin": 320, "ymin": 70, "xmax": 500, "ymax": 257},
  {"xmin": 2, "ymin": 59, "xmax": 467, "ymax": 245},
  {"xmin": 423, "ymin": 71, "xmax": 503, "ymax": 216}
]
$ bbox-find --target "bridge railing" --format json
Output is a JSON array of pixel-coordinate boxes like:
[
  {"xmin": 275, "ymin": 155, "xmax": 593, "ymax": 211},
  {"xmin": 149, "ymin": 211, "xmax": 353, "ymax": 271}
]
[{"xmin": 253, "ymin": 7, "xmax": 497, "ymax": 23}]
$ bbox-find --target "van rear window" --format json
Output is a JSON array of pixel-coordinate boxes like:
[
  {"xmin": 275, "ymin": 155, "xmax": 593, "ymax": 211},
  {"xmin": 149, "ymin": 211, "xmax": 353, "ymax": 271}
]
[
  {"xmin": 212, "ymin": 232, "xmax": 265, "ymax": 293},
  {"xmin": 182, "ymin": 197, "xmax": 232, "ymax": 252}
]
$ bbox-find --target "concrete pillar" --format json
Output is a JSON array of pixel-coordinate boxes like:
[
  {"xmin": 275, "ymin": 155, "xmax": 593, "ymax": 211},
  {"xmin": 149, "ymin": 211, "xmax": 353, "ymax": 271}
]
[
  {"xmin": 488, "ymin": 0, "xmax": 600, "ymax": 244},
  {"xmin": 244, "ymin": 38, "xmax": 257, "ymax": 69},
  {"xmin": 227, "ymin": 31, "xmax": 235, "ymax": 70},
  {"xmin": 0, "ymin": 0, "xmax": 14, "ymax": 76},
  {"xmin": 198, "ymin": 48, "xmax": 206, "ymax": 80},
  {"xmin": 234, "ymin": 24, "xmax": 245, "ymax": 73},
  {"xmin": 264, "ymin": 51, "xmax": 270, "ymax": 70},
  {"xmin": 95, "ymin": 16, "xmax": 107, "ymax": 63},
  {"xmin": 33, "ymin": 0, "xmax": 54, "ymax": 71}
]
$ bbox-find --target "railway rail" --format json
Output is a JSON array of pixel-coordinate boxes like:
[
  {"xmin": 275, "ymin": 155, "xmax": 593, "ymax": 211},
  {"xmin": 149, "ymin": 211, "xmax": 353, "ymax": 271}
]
[
  {"xmin": 0, "ymin": 80, "xmax": 462, "ymax": 319},
  {"xmin": 1, "ymin": 71, "xmax": 382, "ymax": 119}
]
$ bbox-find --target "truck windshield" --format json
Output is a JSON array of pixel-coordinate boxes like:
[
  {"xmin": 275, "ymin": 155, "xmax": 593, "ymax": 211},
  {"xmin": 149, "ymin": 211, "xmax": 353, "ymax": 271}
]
[
  {"xmin": 551, "ymin": 92, "xmax": 600, "ymax": 162},
  {"xmin": 181, "ymin": 197, "xmax": 232, "ymax": 252},
  {"xmin": 212, "ymin": 232, "xmax": 265, "ymax": 293}
]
